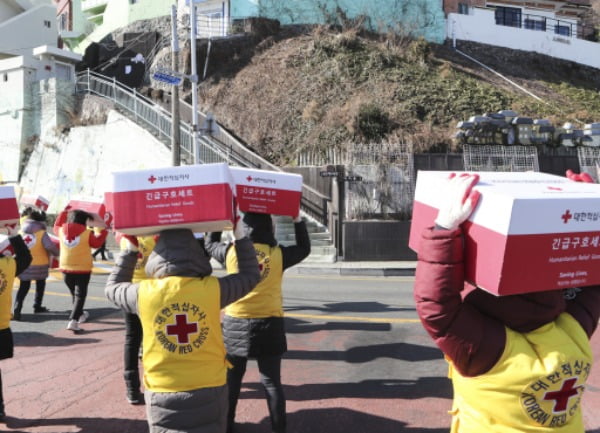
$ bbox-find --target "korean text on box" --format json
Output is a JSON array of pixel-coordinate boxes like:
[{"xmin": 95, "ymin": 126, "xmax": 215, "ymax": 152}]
[
  {"xmin": 409, "ymin": 171, "xmax": 600, "ymax": 296},
  {"xmin": 106, "ymin": 163, "xmax": 235, "ymax": 236}
]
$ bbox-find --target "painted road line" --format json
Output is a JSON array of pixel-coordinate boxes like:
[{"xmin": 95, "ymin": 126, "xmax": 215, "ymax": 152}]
[{"xmin": 285, "ymin": 312, "xmax": 421, "ymax": 324}]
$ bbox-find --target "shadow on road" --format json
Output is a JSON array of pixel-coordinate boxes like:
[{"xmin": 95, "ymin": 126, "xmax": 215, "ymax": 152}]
[
  {"xmin": 3, "ymin": 416, "xmax": 148, "ymax": 433},
  {"xmin": 285, "ymin": 301, "xmax": 413, "ymax": 314},
  {"xmin": 285, "ymin": 317, "xmax": 391, "ymax": 333},
  {"xmin": 232, "ymin": 408, "xmax": 449, "ymax": 433},
  {"xmin": 285, "ymin": 342, "xmax": 443, "ymax": 363},
  {"xmin": 241, "ymin": 377, "xmax": 452, "ymax": 400}
]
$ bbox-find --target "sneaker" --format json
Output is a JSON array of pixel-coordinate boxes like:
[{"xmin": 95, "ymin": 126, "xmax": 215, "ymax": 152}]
[
  {"xmin": 66, "ymin": 319, "xmax": 81, "ymax": 332},
  {"xmin": 78, "ymin": 311, "xmax": 89, "ymax": 324},
  {"xmin": 33, "ymin": 306, "xmax": 49, "ymax": 313},
  {"xmin": 126, "ymin": 388, "xmax": 145, "ymax": 405}
]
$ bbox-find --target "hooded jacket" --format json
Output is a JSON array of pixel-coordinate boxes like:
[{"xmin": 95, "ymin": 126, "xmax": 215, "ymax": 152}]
[
  {"xmin": 105, "ymin": 228, "xmax": 260, "ymax": 433},
  {"xmin": 414, "ymin": 226, "xmax": 600, "ymax": 432}
]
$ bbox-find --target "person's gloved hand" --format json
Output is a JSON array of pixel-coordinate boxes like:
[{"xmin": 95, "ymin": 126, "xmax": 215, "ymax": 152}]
[
  {"xmin": 434, "ymin": 173, "xmax": 481, "ymax": 231},
  {"xmin": 115, "ymin": 232, "xmax": 138, "ymax": 252},
  {"xmin": 3, "ymin": 223, "xmax": 19, "ymax": 237},
  {"xmin": 233, "ymin": 207, "xmax": 246, "ymax": 240},
  {"xmin": 103, "ymin": 211, "xmax": 113, "ymax": 229},
  {"xmin": 566, "ymin": 169, "xmax": 594, "ymax": 183}
]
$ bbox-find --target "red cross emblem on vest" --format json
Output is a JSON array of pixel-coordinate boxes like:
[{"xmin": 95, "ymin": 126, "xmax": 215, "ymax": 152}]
[
  {"xmin": 166, "ymin": 314, "xmax": 198, "ymax": 344},
  {"xmin": 543, "ymin": 377, "xmax": 582, "ymax": 412}
]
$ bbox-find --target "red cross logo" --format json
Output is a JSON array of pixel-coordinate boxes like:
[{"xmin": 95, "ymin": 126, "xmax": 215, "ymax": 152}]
[
  {"xmin": 148, "ymin": 175, "xmax": 157, "ymax": 184},
  {"xmin": 246, "ymin": 176, "xmax": 253, "ymax": 182},
  {"xmin": 543, "ymin": 378, "xmax": 582, "ymax": 412},
  {"xmin": 561, "ymin": 210, "xmax": 573, "ymax": 224},
  {"xmin": 166, "ymin": 314, "xmax": 198, "ymax": 344}
]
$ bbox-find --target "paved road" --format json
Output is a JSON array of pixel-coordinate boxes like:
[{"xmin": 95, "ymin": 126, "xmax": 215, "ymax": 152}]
[{"xmin": 2, "ymin": 264, "xmax": 600, "ymax": 433}]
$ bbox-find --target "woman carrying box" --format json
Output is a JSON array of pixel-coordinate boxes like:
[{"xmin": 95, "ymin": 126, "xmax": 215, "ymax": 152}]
[
  {"xmin": 54, "ymin": 208, "xmax": 109, "ymax": 332},
  {"xmin": 105, "ymin": 214, "xmax": 260, "ymax": 433},
  {"xmin": 413, "ymin": 173, "xmax": 600, "ymax": 432},
  {"xmin": 205, "ymin": 212, "xmax": 311, "ymax": 433},
  {"xmin": 12, "ymin": 209, "xmax": 59, "ymax": 320}
]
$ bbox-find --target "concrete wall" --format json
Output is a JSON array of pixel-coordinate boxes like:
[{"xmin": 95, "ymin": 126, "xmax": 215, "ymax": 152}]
[
  {"xmin": 231, "ymin": 0, "xmax": 447, "ymax": 43},
  {"xmin": 19, "ymin": 110, "xmax": 172, "ymax": 213},
  {"xmin": 0, "ymin": 5, "xmax": 57, "ymax": 57},
  {"xmin": 447, "ymin": 8, "xmax": 600, "ymax": 69}
]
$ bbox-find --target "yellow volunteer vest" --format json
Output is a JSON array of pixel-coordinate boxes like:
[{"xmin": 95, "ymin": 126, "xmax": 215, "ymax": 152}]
[
  {"xmin": 120, "ymin": 236, "xmax": 156, "ymax": 283},
  {"xmin": 21, "ymin": 230, "xmax": 49, "ymax": 266},
  {"xmin": 138, "ymin": 276, "xmax": 226, "ymax": 392},
  {"xmin": 0, "ymin": 257, "xmax": 16, "ymax": 329},
  {"xmin": 224, "ymin": 243, "xmax": 283, "ymax": 318},
  {"xmin": 449, "ymin": 313, "xmax": 592, "ymax": 433},
  {"xmin": 59, "ymin": 229, "xmax": 92, "ymax": 272}
]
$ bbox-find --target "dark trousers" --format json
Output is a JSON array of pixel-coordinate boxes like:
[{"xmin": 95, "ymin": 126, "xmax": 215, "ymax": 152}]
[
  {"xmin": 63, "ymin": 273, "xmax": 91, "ymax": 321},
  {"xmin": 227, "ymin": 354, "xmax": 286, "ymax": 433},
  {"xmin": 123, "ymin": 312, "xmax": 143, "ymax": 390},
  {"xmin": 15, "ymin": 279, "xmax": 46, "ymax": 310}
]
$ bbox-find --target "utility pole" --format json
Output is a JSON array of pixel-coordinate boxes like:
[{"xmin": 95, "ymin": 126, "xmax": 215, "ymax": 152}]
[
  {"xmin": 190, "ymin": 3, "xmax": 201, "ymax": 164},
  {"xmin": 171, "ymin": 4, "xmax": 181, "ymax": 166}
]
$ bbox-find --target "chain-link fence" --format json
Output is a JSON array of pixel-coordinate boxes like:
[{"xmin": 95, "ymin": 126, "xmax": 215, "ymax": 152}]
[
  {"xmin": 343, "ymin": 143, "xmax": 414, "ymax": 220},
  {"xmin": 576, "ymin": 147, "xmax": 600, "ymax": 182},
  {"xmin": 463, "ymin": 144, "xmax": 540, "ymax": 172}
]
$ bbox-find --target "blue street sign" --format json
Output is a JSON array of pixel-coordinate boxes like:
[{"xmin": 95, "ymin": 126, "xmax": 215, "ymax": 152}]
[{"xmin": 152, "ymin": 71, "xmax": 183, "ymax": 86}]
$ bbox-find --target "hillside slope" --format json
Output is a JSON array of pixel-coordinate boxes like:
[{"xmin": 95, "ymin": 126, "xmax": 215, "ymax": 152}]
[{"xmin": 178, "ymin": 25, "xmax": 600, "ymax": 166}]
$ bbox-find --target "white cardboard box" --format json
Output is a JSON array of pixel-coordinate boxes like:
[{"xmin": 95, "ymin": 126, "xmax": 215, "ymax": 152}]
[
  {"xmin": 409, "ymin": 171, "xmax": 600, "ymax": 296},
  {"xmin": 67, "ymin": 199, "xmax": 107, "ymax": 228},
  {"xmin": 106, "ymin": 163, "xmax": 235, "ymax": 236},
  {"xmin": 21, "ymin": 194, "xmax": 49, "ymax": 212},
  {"xmin": 0, "ymin": 186, "xmax": 20, "ymax": 229},
  {"xmin": 230, "ymin": 167, "xmax": 302, "ymax": 216}
]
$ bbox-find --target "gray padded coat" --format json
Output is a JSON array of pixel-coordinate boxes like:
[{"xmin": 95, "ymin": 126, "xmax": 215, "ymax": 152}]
[{"xmin": 105, "ymin": 229, "xmax": 260, "ymax": 433}]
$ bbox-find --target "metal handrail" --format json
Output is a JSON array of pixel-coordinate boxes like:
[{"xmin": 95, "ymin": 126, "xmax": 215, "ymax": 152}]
[{"xmin": 75, "ymin": 69, "xmax": 332, "ymax": 225}]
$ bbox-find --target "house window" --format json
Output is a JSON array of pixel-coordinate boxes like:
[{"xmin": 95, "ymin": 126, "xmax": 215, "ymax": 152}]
[
  {"xmin": 524, "ymin": 18, "xmax": 546, "ymax": 31},
  {"xmin": 58, "ymin": 13, "xmax": 68, "ymax": 31},
  {"xmin": 495, "ymin": 6, "xmax": 522, "ymax": 28},
  {"xmin": 458, "ymin": 3, "xmax": 469, "ymax": 15},
  {"xmin": 555, "ymin": 24, "xmax": 571, "ymax": 36}
]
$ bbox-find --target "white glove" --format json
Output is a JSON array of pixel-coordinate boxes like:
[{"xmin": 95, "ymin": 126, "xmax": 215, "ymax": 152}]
[
  {"xmin": 434, "ymin": 173, "xmax": 481, "ymax": 231},
  {"xmin": 4, "ymin": 223, "xmax": 19, "ymax": 237},
  {"xmin": 233, "ymin": 208, "xmax": 246, "ymax": 240}
]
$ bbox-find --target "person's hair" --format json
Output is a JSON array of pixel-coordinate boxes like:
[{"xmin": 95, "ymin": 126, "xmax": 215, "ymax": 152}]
[
  {"xmin": 21, "ymin": 206, "xmax": 34, "ymax": 217},
  {"xmin": 29, "ymin": 210, "xmax": 47, "ymax": 222},
  {"xmin": 67, "ymin": 210, "xmax": 92, "ymax": 225}
]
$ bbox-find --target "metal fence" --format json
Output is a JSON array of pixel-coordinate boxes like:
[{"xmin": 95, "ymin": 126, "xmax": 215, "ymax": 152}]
[{"xmin": 463, "ymin": 144, "xmax": 540, "ymax": 172}]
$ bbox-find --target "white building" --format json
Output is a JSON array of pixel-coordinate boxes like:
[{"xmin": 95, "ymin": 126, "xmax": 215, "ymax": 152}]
[
  {"xmin": 0, "ymin": 0, "xmax": 82, "ymax": 183},
  {"xmin": 447, "ymin": 1, "xmax": 600, "ymax": 69}
]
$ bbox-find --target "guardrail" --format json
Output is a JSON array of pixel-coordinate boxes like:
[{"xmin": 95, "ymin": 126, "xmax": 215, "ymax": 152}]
[{"xmin": 75, "ymin": 69, "xmax": 332, "ymax": 225}]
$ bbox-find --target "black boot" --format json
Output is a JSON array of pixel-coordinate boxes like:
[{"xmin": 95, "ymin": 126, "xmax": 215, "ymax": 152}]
[
  {"xmin": 0, "ymin": 370, "xmax": 5, "ymax": 421},
  {"xmin": 124, "ymin": 370, "xmax": 144, "ymax": 405},
  {"xmin": 12, "ymin": 301, "xmax": 22, "ymax": 321}
]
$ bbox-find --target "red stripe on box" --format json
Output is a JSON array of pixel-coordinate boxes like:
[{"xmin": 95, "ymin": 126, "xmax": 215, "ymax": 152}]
[
  {"xmin": 0, "ymin": 197, "xmax": 20, "ymax": 223},
  {"xmin": 236, "ymin": 186, "xmax": 301, "ymax": 216},
  {"xmin": 112, "ymin": 183, "xmax": 234, "ymax": 230}
]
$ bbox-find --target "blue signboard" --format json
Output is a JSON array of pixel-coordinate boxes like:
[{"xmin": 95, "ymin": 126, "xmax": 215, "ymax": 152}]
[{"xmin": 152, "ymin": 71, "xmax": 183, "ymax": 86}]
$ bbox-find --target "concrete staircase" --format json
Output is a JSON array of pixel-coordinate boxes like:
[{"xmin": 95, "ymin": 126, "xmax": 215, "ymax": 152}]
[{"xmin": 273, "ymin": 215, "xmax": 337, "ymax": 264}]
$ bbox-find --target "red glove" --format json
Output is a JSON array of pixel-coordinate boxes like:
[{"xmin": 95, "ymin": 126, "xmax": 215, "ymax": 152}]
[{"xmin": 566, "ymin": 169, "xmax": 594, "ymax": 183}]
